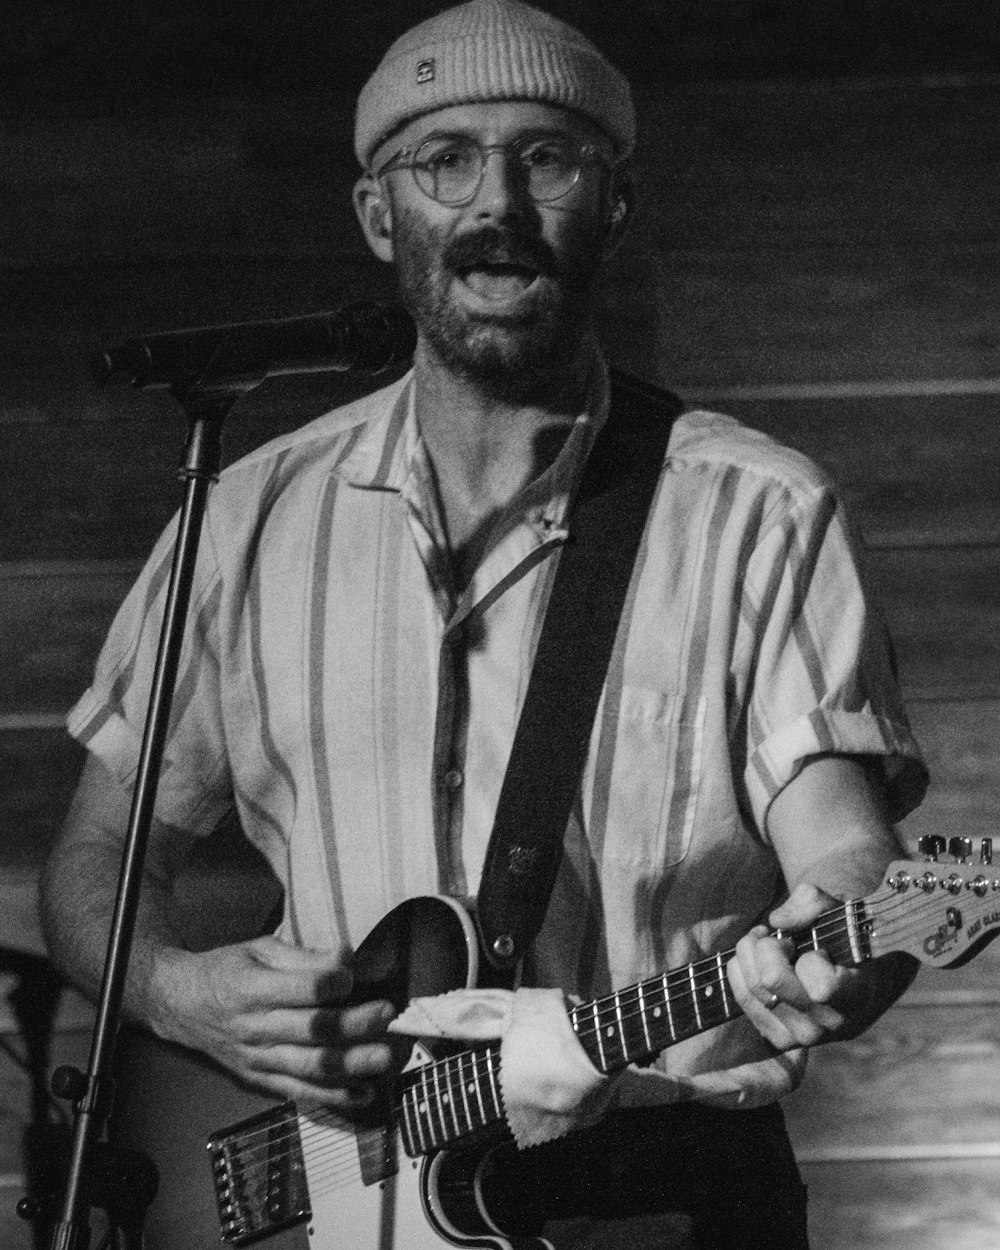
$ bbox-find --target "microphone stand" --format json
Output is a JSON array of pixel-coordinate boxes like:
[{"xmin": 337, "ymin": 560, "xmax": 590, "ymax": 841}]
[{"xmin": 43, "ymin": 365, "xmax": 263, "ymax": 1250}]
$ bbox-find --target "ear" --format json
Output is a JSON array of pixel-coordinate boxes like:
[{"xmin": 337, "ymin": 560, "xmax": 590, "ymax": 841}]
[
  {"xmin": 601, "ymin": 163, "xmax": 636, "ymax": 260},
  {"xmin": 353, "ymin": 174, "xmax": 395, "ymax": 264}
]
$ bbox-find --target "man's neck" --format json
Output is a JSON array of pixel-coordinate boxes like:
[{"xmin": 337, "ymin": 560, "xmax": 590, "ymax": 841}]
[{"xmin": 412, "ymin": 335, "xmax": 598, "ymax": 579}]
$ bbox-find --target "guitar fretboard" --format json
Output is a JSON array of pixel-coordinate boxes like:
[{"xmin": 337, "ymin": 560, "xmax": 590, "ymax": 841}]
[{"xmin": 397, "ymin": 900, "xmax": 868, "ymax": 1157}]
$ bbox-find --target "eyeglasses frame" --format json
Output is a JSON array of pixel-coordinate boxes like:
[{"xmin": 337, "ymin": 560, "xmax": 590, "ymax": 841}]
[{"xmin": 372, "ymin": 131, "xmax": 615, "ymax": 206}]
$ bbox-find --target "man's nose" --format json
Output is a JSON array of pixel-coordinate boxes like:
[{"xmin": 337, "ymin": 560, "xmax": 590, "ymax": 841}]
[{"xmin": 473, "ymin": 148, "xmax": 533, "ymax": 220}]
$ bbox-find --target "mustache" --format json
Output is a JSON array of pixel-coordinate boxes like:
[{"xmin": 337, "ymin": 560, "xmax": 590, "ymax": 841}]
[{"xmin": 443, "ymin": 227, "xmax": 558, "ymax": 276}]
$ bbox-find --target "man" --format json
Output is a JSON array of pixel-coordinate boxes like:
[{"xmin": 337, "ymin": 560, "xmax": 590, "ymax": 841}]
[{"xmin": 41, "ymin": 2, "xmax": 927, "ymax": 1246}]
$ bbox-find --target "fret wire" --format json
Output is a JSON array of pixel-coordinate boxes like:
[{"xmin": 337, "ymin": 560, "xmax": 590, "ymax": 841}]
[
  {"xmin": 613, "ymin": 991, "xmax": 628, "ymax": 1065},
  {"xmin": 716, "ymin": 952, "xmax": 733, "ymax": 1020},
  {"xmin": 429, "ymin": 1059, "xmax": 448, "ymax": 1146},
  {"xmin": 592, "ymin": 999, "xmax": 608, "ymax": 1070},
  {"xmin": 456, "ymin": 1050, "xmax": 473, "ymax": 1135},
  {"xmin": 413, "ymin": 1070, "xmax": 431, "ymax": 1154},
  {"xmin": 687, "ymin": 964, "xmax": 703, "ymax": 1032},
  {"xmin": 470, "ymin": 1049, "xmax": 488, "ymax": 1126},
  {"xmin": 486, "ymin": 1050, "xmax": 503, "ymax": 1119},
  {"xmin": 637, "ymin": 981, "xmax": 653, "ymax": 1054},
  {"xmin": 663, "ymin": 974, "xmax": 677, "ymax": 1042},
  {"xmin": 443, "ymin": 1054, "xmax": 461, "ymax": 1140}
]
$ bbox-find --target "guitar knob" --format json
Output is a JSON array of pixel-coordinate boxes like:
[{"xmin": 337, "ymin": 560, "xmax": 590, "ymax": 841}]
[
  {"xmin": 949, "ymin": 836, "xmax": 973, "ymax": 862},
  {"xmin": 918, "ymin": 835, "xmax": 946, "ymax": 861},
  {"xmin": 981, "ymin": 838, "xmax": 994, "ymax": 865}
]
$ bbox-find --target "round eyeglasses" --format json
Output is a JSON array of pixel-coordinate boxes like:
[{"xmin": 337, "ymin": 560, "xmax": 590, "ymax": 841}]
[{"xmin": 374, "ymin": 132, "xmax": 610, "ymax": 206}]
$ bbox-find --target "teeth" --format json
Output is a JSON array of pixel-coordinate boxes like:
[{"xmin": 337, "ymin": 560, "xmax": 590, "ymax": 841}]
[{"xmin": 463, "ymin": 267, "xmax": 535, "ymax": 299}]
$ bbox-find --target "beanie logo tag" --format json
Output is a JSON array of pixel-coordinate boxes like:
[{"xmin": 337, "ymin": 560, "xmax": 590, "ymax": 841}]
[{"xmin": 416, "ymin": 58, "xmax": 436, "ymax": 84}]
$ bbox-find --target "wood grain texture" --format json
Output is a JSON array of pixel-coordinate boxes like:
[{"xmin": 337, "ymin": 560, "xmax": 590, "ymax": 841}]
[
  {"xmin": 5, "ymin": 82, "xmax": 997, "ymax": 265},
  {"xmin": 800, "ymin": 1157, "xmax": 1000, "ymax": 1250},
  {"xmin": 785, "ymin": 999, "xmax": 1000, "ymax": 1153},
  {"xmin": 718, "ymin": 394, "xmax": 1000, "ymax": 550},
  {"xmin": 1, "ymin": 81, "xmax": 997, "ymax": 412},
  {"xmin": 4, "ymin": 388, "xmax": 998, "ymax": 560},
  {"xmin": 869, "ymin": 547, "xmax": 1000, "ymax": 699},
  {"xmin": 0, "ymin": 564, "xmax": 139, "ymax": 712},
  {"xmin": 904, "ymin": 701, "xmax": 1000, "ymax": 861}
]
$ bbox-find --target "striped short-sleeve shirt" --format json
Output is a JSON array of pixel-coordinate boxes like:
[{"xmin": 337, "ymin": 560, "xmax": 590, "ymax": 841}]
[{"xmin": 68, "ymin": 363, "xmax": 926, "ymax": 1107}]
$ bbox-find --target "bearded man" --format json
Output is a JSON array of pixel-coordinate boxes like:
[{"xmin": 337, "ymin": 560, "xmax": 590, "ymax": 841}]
[{"xmin": 41, "ymin": 3, "xmax": 926, "ymax": 1247}]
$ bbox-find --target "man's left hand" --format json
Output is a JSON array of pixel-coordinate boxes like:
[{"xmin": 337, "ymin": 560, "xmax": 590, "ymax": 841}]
[{"xmin": 727, "ymin": 882, "xmax": 854, "ymax": 1050}]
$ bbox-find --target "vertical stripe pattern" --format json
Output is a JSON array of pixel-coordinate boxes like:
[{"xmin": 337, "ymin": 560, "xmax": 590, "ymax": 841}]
[{"xmin": 67, "ymin": 373, "xmax": 926, "ymax": 1109}]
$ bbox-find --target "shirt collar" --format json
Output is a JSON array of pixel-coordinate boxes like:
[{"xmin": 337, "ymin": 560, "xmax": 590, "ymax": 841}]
[{"xmin": 334, "ymin": 360, "xmax": 611, "ymax": 526}]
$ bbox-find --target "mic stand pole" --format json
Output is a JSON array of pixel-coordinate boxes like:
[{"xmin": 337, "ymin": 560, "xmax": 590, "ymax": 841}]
[{"xmin": 45, "ymin": 370, "xmax": 262, "ymax": 1250}]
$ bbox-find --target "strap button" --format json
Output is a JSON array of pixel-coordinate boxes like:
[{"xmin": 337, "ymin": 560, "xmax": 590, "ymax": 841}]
[{"xmin": 444, "ymin": 767, "xmax": 464, "ymax": 791}]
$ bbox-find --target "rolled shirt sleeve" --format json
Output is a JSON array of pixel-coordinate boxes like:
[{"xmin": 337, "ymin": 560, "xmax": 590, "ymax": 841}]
[
  {"xmin": 739, "ymin": 480, "xmax": 927, "ymax": 833},
  {"xmin": 67, "ymin": 511, "xmax": 234, "ymax": 836}
]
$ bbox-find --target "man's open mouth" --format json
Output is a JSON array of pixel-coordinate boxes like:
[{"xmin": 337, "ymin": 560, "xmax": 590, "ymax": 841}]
[{"xmin": 458, "ymin": 261, "xmax": 540, "ymax": 300}]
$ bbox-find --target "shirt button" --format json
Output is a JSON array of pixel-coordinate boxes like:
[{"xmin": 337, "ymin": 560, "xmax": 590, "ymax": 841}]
[{"xmin": 444, "ymin": 767, "xmax": 464, "ymax": 792}]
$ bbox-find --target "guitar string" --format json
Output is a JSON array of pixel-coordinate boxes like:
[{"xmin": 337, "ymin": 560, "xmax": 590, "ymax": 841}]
[
  {"xmin": 225, "ymin": 887, "xmax": 942, "ymax": 1179},
  {"xmin": 218, "ymin": 882, "xmax": 981, "ymax": 1184},
  {"xmin": 216, "ymin": 885, "xmax": 941, "ymax": 1175},
  {"xmin": 220, "ymin": 894, "xmax": 968, "ymax": 1212}
]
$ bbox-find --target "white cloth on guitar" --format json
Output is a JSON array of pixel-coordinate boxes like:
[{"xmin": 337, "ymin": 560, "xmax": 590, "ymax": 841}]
[{"xmin": 389, "ymin": 986, "xmax": 619, "ymax": 1148}]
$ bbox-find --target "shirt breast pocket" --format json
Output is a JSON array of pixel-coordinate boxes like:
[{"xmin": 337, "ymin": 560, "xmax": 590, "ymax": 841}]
[{"xmin": 594, "ymin": 685, "xmax": 707, "ymax": 869}]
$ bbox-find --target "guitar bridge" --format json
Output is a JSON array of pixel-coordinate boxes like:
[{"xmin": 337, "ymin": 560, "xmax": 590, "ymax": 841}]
[{"xmin": 208, "ymin": 1101, "xmax": 310, "ymax": 1245}]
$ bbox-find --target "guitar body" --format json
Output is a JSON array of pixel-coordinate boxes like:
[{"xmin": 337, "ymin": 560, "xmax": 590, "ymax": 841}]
[
  {"xmin": 107, "ymin": 859, "xmax": 1000, "ymax": 1248},
  {"xmin": 110, "ymin": 895, "xmax": 550, "ymax": 1249}
]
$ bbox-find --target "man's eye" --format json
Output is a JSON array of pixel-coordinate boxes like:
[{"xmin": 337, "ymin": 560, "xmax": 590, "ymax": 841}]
[
  {"xmin": 521, "ymin": 142, "xmax": 573, "ymax": 170},
  {"xmin": 421, "ymin": 143, "xmax": 475, "ymax": 172}
]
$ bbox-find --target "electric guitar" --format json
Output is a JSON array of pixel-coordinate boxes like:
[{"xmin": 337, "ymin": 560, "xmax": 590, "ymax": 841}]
[{"xmin": 109, "ymin": 848, "xmax": 1000, "ymax": 1249}]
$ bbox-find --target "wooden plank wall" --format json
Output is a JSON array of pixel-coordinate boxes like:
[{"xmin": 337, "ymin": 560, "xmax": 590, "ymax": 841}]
[{"xmin": 1, "ymin": 72, "xmax": 998, "ymax": 1247}]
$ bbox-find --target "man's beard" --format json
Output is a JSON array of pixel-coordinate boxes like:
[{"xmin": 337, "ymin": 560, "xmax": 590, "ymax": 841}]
[{"xmin": 391, "ymin": 206, "xmax": 604, "ymax": 403}]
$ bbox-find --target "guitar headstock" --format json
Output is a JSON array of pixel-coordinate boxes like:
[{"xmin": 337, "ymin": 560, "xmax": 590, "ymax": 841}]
[{"xmin": 869, "ymin": 837, "xmax": 1000, "ymax": 968}]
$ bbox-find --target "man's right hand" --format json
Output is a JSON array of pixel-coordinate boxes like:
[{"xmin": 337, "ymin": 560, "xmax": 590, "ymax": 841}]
[{"xmin": 151, "ymin": 934, "xmax": 398, "ymax": 1108}]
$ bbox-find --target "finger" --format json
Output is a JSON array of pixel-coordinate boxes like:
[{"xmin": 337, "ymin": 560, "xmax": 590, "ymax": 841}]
[
  {"xmin": 795, "ymin": 952, "xmax": 850, "ymax": 1028},
  {"xmin": 768, "ymin": 882, "xmax": 836, "ymax": 930},
  {"xmin": 254, "ymin": 1040, "xmax": 396, "ymax": 1086},
  {"xmin": 311, "ymin": 1000, "xmax": 397, "ymax": 1044},
  {"xmin": 732, "ymin": 929, "xmax": 809, "ymax": 1013},
  {"xmin": 237, "ymin": 1067, "xmax": 382, "ymax": 1110},
  {"xmin": 230, "ymin": 1000, "xmax": 396, "ymax": 1049}
]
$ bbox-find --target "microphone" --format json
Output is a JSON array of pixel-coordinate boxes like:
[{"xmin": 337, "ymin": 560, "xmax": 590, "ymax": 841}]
[{"xmin": 91, "ymin": 301, "xmax": 416, "ymax": 390}]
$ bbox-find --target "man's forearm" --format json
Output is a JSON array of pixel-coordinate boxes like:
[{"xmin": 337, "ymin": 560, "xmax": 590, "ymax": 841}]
[
  {"xmin": 39, "ymin": 833, "xmax": 189, "ymax": 1020},
  {"xmin": 39, "ymin": 753, "xmax": 195, "ymax": 1025}
]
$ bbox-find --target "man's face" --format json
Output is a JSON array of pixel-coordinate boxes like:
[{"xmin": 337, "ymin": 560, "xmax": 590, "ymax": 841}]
[{"xmin": 366, "ymin": 102, "xmax": 619, "ymax": 399}]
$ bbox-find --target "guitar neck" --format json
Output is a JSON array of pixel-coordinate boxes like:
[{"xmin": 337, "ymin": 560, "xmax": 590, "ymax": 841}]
[
  {"xmin": 573, "ymin": 897, "xmax": 870, "ymax": 1073},
  {"xmin": 398, "ymin": 897, "xmax": 870, "ymax": 1156}
]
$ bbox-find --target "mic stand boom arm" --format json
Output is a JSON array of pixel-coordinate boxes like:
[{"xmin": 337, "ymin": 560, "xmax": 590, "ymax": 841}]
[{"xmin": 46, "ymin": 366, "xmax": 262, "ymax": 1250}]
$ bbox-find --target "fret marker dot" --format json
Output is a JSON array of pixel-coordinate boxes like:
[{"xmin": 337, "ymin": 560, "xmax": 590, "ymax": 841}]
[
  {"xmin": 704, "ymin": 986, "xmax": 713, "ymax": 997},
  {"xmin": 467, "ymin": 1082, "xmax": 476, "ymax": 1094},
  {"xmin": 418, "ymin": 1102, "xmax": 427, "ymax": 1114},
  {"xmin": 606, "ymin": 1026, "xmax": 614, "ymax": 1038},
  {"xmin": 653, "ymin": 1007, "xmax": 662, "ymax": 1018}
]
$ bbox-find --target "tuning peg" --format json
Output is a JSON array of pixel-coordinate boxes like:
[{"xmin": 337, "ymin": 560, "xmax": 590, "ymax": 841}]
[
  {"xmin": 949, "ymin": 836, "xmax": 974, "ymax": 862},
  {"xmin": 918, "ymin": 835, "xmax": 946, "ymax": 861},
  {"xmin": 981, "ymin": 838, "xmax": 993, "ymax": 865}
]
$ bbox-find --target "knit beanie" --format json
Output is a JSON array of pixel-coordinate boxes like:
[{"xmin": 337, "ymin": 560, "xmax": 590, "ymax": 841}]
[{"xmin": 354, "ymin": 0, "xmax": 635, "ymax": 168}]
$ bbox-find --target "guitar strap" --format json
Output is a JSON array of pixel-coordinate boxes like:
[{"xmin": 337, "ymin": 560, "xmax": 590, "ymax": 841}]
[{"xmin": 476, "ymin": 371, "xmax": 683, "ymax": 972}]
